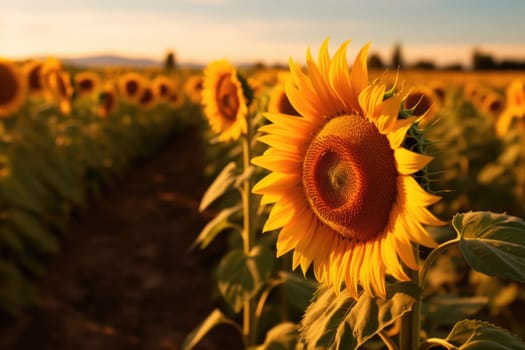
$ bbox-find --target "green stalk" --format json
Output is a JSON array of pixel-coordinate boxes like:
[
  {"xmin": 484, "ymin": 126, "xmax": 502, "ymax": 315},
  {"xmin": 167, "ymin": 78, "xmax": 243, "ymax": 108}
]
[
  {"xmin": 399, "ymin": 261, "xmax": 421, "ymax": 350},
  {"xmin": 399, "ymin": 237, "xmax": 461, "ymax": 350},
  {"xmin": 241, "ymin": 116, "xmax": 256, "ymax": 347}
]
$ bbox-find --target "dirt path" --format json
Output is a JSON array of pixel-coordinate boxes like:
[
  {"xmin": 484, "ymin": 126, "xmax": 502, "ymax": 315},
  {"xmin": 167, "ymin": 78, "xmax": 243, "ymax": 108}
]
[{"xmin": 0, "ymin": 126, "xmax": 243, "ymax": 350}]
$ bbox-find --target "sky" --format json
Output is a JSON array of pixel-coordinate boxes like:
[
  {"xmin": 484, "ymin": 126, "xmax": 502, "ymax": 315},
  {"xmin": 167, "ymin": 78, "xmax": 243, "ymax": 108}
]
[{"xmin": 2, "ymin": 0, "xmax": 525, "ymax": 67}]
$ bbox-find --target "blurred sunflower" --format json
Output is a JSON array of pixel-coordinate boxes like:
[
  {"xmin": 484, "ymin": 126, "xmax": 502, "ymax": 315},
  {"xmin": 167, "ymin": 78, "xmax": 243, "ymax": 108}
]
[
  {"xmin": 252, "ymin": 40, "xmax": 444, "ymax": 298},
  {"xmin": 74, "ymin": 71, "xmax": 101, "ymax": 96},
  {"xmin": 40, "ymin": 58, "xmax": 74, "ymax": 115},
  {"xmin": 201, "ymin": 60, "xmax": 248, "ymax": 142},
  {"xmin": 137, "ymin": 82, "xmax": 157, "ymax": 110},
  {"xmin": 403, "ymin": 86, "xmax": 440, "ymax": 128},
  {"xmin": 166, "ymin": 90, "xmax": 185, "ymax": 109},
  {"xmin": 152, "ymin": 75, "xmax": 175, "ymax": 101},
  {"xmin": 496, "ymin": 80, "xmax": 525, "ymax": 136},
  {"xmin": 267, "ymin": 72, "xmax": 300, "ymax": 116},
  {"xmin": 480, "ymin": 92, "xmax": 504, "ymax": 118},
  {"xmin": 183, "ymin": 74, "xmax": 204, "ymax": 104},
  {"xmin": 23, "ymin": 60, "xmax": 45, "ymax": 95},
  {"xmin": 118, "ymin": 72, "xmax": 145, "ymax": 104},
  {"xmin": 97, "ymin": 82, "xmax": 117, "ymax": 118},
  {"xmin": 0, "ymin": 58, "xmax": 27, "ymax": 117}
]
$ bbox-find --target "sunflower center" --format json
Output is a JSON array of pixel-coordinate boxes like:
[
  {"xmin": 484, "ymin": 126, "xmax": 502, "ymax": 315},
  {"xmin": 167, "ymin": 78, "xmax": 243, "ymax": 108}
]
[
  {"xmin": 0, "ymin": 64, "xmax": 18, "ymax": 105},
  {"xmin": 79, "ymin": 79, "xmax": 94, "ymax": 91},
  {"xmin": 29, "ymin": 65, "xmax": 43, "ymax": 92},
  {"xmin": 140, "ymin": 88, "xmax": 153, "ymax": 104},
  {"xmin": 126, "ymin": 80, "xmax": 139, "ymax": 96},
  {"xmin": 303, "ymin": 115, "xmax": 398, "ymax": 241},
  {"xmin": 216, "ymin": 75, "xmax": 239, "ymax": 121},
  {"xmin": 159, "ymin": 84, "xmax": 169, "ymax": 97}
]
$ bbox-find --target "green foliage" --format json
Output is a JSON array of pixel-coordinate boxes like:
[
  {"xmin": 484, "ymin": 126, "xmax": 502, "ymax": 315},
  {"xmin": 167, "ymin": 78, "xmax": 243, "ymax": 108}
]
[
  {"xmin": 252, "ymin": 322, "xmax": 298, "ymax": 350},
  {"xmin": 299, "ymin": 283, "xmax": 419, "ymax": 350},
  {"xmin": 445, "ymin": 319, "xmax": 525, "ymax": 349},
  {"xmin": 216, "ymin": 245, "xmax": 275, "ymax": 313},
  {"xmin": 199, "ymin": 161, "xmax": 239, "ymax": 211},
  {"xmin": 182, "ymin": 309, "xmax": 240, "ymax": 350},
  {"xmin": 423, "ymin": 295, "xmax": 488, "ymax": 329},
  {"xmin": 453, "ymin": 211, "xmax": 525, "ymax": 282},
  {"xmin": 190, "ymin": 204, "xmax": 242, "ymax": 250}
]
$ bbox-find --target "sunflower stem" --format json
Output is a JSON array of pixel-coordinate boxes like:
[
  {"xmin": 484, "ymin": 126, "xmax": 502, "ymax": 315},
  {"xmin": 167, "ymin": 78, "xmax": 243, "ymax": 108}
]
[
  {"xmin": 419, "ymin": 238, "xmax": 460, "ymax": 289},
  {"xmin": 400, "ymin": 245, "xmax": 421, "ymax": 350},
  {"xmin": 241, "ymin": 116, "xmax": 256, "ymax": 347}
]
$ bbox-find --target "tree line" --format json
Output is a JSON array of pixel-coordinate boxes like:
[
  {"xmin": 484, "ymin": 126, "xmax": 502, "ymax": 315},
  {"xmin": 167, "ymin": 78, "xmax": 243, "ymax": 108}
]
[{"xmin": 368, "ymin": 43, "xmax": 525, "ymax": 71}]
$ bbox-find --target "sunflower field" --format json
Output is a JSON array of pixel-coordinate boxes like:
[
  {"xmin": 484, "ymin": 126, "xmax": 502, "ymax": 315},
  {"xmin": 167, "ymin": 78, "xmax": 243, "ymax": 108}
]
[{"xmin": 2, "ymin": 38, "xmax": 525, "ymax": 350}]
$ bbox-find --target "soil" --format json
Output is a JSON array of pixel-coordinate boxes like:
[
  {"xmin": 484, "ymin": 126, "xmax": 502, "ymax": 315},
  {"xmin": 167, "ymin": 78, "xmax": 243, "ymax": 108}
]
[{"xmin": 0, "ymin": 125, "xmax": 244, "ymax": 350}]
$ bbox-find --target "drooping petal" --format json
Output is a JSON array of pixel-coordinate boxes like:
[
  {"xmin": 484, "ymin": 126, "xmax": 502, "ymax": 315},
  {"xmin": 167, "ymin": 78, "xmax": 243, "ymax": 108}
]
[{"xmin": 394, "ymin": 148, "xmax": 434, "ymax": 175}]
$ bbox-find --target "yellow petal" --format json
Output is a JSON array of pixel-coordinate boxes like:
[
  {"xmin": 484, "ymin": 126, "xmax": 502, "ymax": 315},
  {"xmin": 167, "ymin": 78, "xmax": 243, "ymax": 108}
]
[
  {"xmin": 350, "ymin": 42, "xmax": 371, "ymax": 98},
  {"xmin": 394, "ymin": 148, "xmax": 433, "ymax": 175},
  {"xmin": 399, "ymin": 176, "xmax": 441, "ymax": 207},
  {"xmin": 251, "ymin": 151, "xmax": 301, "ymax": 173},
  {"xmin": 253, "ymin": 172, "xmax": 300, "ymax": 195},
  {"xmin": 263, "ymin": 200, "xmax": 295, "ymax": 232},
  {"xmin": 329, "ymin": 40, "xmax": 358, "ymax": 113},
  {"xmin": 346, "ymin": 241, "xmax": 364, "ymax": 298},
  {"xmin": 387, "ymin": 117, "xmax": 416, "ymax": 149},
  {"xmin": 410, "ymin": 205, "xmax": 447, "ymax": 226},
  {"xmin": 399, "ymin": 212, "xmax": 438, "ymax": 248},
  {"xmin": 317, "ymin": 38, "xmax": 332, "ymax": 79},
  {"xmin": 260, "ymin": 193, "xmax": 281, "ymax": 205},
  {"xmin": 381, "ymin": 232, "xmax": 409, "ymax": 281}
]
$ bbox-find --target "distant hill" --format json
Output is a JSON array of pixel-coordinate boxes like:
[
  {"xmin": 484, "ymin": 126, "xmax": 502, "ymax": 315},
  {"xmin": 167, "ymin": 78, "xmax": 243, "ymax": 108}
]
[
  {"xmin": 61, "ymin": 55, "xmax": 161, "ymax": 68},
  {"xmin": 59, "ymin": 54, "xmax": 206, "ymax": 69}
]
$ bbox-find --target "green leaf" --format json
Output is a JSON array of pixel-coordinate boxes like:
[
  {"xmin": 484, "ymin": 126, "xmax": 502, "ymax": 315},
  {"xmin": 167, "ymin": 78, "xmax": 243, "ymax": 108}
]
[
  {"xmin": 253, "ymin": 322, "xmax": 298, "ymax": 350},
  {"xmin": 299, "ymin": 282, "xmax": 418, "ymax": 350},
  {"xmin": 279, "ymin": 271, "xmax": 317, "ymax": 312},
  {"xmin": 199, "ymin": 161, "xmax": 238, "ymax": 212},
  {"xmin": 445, "ymin": 319, "xmax": 525, "ymax": 349},
  {"xmin": 234, "ymin": 165, "xmax": 255, "ymax": 189},
  {"xmin": 182, "ymin": 309, "xmax": 240, "ymax": 350},
  {"xmin": 8, "ymin": 209, "xmax": 60, "ymax": 255},
  {"xmin": 424, "ymin": 295, "xmax": 488, "ymax": 327},
  {"xmin": 189, "ymin": 204, "xmax": 241, "ymax": 251},
  {"xmin": 0, "ymin": 261, "xmax": 36, "ymax": 317},
  {"xmin": 216, "ymin": 245, "xmax": 275, "ymax": 313},
  {"xmin": 453, "ymin": 211, "xmax": 525, "ymax": 282}
]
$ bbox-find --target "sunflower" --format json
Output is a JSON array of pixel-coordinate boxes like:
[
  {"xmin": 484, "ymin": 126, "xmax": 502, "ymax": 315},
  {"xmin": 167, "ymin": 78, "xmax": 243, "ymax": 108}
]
[
  {"xmin": 267, "ymin": 72, "xmax": 300, "ymax": 116},
  {"xmin": 166, "ymin": 90, "xmax": 185, "ymax": 109},
  {"xmin": 74, "ymin": 71, "xmax": 101, "ymax": 96},
  {"xmin": 152, "ymin": 75, "xmax": 175, "ymax": 101},
  {"xmin": 118, "ymin": 72, "xmax": 145, "ymax": 104},
  {"xmin": 0, "ymin": 58, "xmax": 27, "ymax": 117},
  {"xmin": 403, "ymin": 86, "xmax": 440, "ymax": 128},
  {"xmin": 496, "ymin": 80, "xmax": 525, "ymax": 136},
  {"xmin": 480, "ymin": 92, "xmax": 504, "ymax": 118},
  {"xmin": 252, "ymin": 40, "xmax": 444, "ymax": 299},
  {"xmin": 97, "ymin": 82, "xmax": 117, "ymax": 118},
  {"xmin": 45, "ymin": 70, "xmax": 74, "ymax": 115},
  {"xmin": 201, "ymin": 60, "xmax": 248, "ymax": 142},
  {"xmin": 23, "ymin": 60, "xmax": 45, "ymax": 95},
  {"xmin": 137, "ymin": 81, "xmax": 157, "ymax": 110},
  {"xmin": 183, "ymin": 73, "xmax": 204, "ymax": 104}
]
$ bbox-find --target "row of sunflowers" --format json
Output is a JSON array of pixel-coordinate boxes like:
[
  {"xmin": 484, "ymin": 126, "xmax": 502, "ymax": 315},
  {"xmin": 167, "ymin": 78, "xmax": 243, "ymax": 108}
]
[
  {"xmin": 0, "ymin": 57, "xmax": 205, "ymax": 316},
  {"xmin": 189, "ymin": 40, "xmax": 525, "ymax": 350}
]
